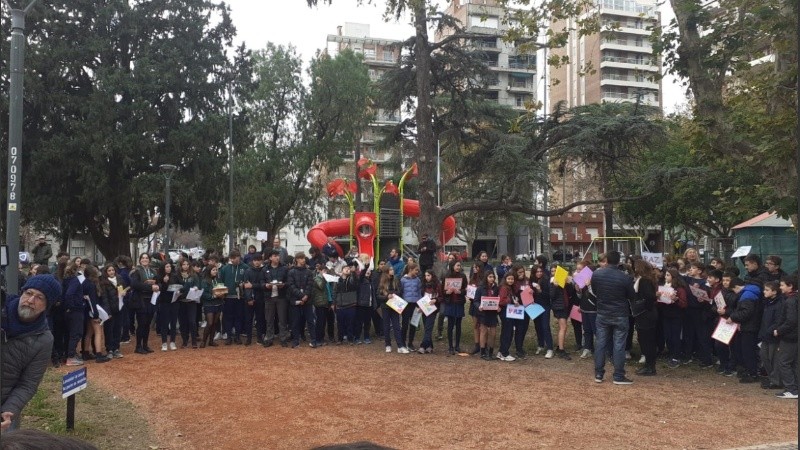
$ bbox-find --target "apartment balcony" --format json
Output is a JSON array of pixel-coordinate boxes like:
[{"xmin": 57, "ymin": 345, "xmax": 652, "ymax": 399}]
[
  {"xmin": 600, "ymin": 74, "xmax": 659, "ymax": 90},
  {"xmin": 600, "ymin": 39, "xmax": 653, "ymax": 54},
  {"xmin": 600, "ymin": 55, "xmax": 659, "ymax": 72},
  {"xmin": 362, "ymin": 55, "xmax": 400, "ymax": 68},
  {"xmin": 601, "ymin": 91, "xmax": 659, "ymax": 106},
  {"xmin": 469, "ymin": 40, "xmax": 501, "ymax": 53},
  {"xmin": 506, "ymin": 82, "xmax": 535, "ymax": 92}
]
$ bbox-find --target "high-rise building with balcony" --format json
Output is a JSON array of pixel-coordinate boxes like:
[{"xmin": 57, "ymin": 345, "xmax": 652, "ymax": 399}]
[
  {"xmin": 437, "ymin": 0, "xmax": 538, "ymax": 112},
  {"xmin": 550, "ymin": 0, "xmax": 662, "ymax": 109}
]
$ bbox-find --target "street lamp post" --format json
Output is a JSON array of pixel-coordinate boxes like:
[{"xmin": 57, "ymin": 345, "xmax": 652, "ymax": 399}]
[{"xmin": 160, "ymin": 164, "xmax": 177, "ymax": 254}]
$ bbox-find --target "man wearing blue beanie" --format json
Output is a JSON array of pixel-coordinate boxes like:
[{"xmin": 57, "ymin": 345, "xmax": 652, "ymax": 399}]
[{"xmin": 1, "ymin": 274, "xmax": 61, "ymax": 432}]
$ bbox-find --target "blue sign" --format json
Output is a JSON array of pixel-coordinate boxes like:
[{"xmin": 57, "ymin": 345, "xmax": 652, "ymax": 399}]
[{"xmin": 62, "ymin": 368, "xmax": 87, "ymax": 399}]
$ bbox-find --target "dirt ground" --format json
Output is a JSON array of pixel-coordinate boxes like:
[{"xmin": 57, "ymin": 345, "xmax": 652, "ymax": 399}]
[{"xmin": 67, "ymin": 330, "xmax": 797, "ymax": 450}]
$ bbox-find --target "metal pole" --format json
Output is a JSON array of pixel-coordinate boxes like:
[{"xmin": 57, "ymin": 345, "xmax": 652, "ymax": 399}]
[
  {"xmin": 540, "ymin": 45, "xmax": 550, "ymax": 260},
  {"xmin": 228, "ymin": 82, "xmax": 234, "ymax": 253},
  {"xmin": 165, "ymin": 176, "xmax": 171, "ymax": 252},
  {"xmin": 437, "ymin": 140, "xmax": 441, "ymax": 207},
  {"xmin": 66, "ymin": 394, "xmax": 75, "ymax": 430},
  {"xmin": 794, "ymin": 0, "xmax": 799, "ymax": 436},
  {"xmin": 159, "ymin": 164, "xmax": 176, "ymax": 255},
  {"xmin": 4, "ymin": 2, "xmax": 36, "ymax": 296}
]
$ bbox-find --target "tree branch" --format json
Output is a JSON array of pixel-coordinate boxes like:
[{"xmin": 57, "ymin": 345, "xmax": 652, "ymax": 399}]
[{"xmin": 440, "ymin": 193, "xmax": 653, "ymax": 218}]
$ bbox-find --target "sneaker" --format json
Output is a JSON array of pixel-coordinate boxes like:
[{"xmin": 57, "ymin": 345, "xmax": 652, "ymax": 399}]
[
  {"xmin": 635, "ymin": 367, "xmax": 657, "ymax": 376},
  {"xmin": 496, "ymin": 351, "xmax": 503, "ymax": 360},
  {"xmin": 557, "ymin": 349, "xmax": 572, "ymax": 361},
  {"xmin": 762, "ymin": 382, "xmax": 782, "ymax": 390},
  {"xmin": 199, "ymin": 321, "xmax": 207, "ymax": 328},
  {"xmin": 385, "ymin": 346, "xmax": 392, "ymax": 353},
  {"xmin": 638, "ymin": 355, "xmax": 646, "ymax": 364},
  {"xmin": 667, "ymin": 359, "xmax": 681, "ymax": 369},
  {"xmin": 309, "ymin": 342, "xmax": 317, "ymax": 348},
  {"xmin": 120, "ymin": 339, "xmax": 131, "ymax": 345},
  {"xmin": 516, "ymin": 351, "xmax": 527, "ymax": 360},
  {"xmin": 213, "ymin": 332, "xmax": 222, "ymax": 341},
  {"xmin": 436, "ymin": 334, "xmax": 443, "ymax": 341},
  {"xmin": 776, "ymin": 391, "xmax": 799, "ymax": 399},
  {"xmin": 594, "ymin": 374, "xmax": 603, "ymax": 383},
  {"xmin": 580, "ymin": 349, "xmax": 592, "ymax": 359},
  {"xmin": 112, "ymin": 350, "xmax": 124, "ymax": 359},
  {"xmin": 417, "ymin": 347, "xmax": 426, "ymax": 354},
  {"xmin": 407, "ymin": 344, "xmax": 417, "ymax": 352},
  {"xmin": 398, "ymin": 347, "xmax": 410, "ymax": 354},
  {"xmin": 169, "ymin": 342, "xmax": 178, "ymax": 351},
  {"xmin": 66, "ymin": 357, "xmax": 84, "ymax": 366},
  {"xmin": 613, "ymin": 377, "xmax": 634, "ymax": 385},
  {"xmin": 499, "ymin": 354, "xmax": 516, "ymax": 362},
  {"xmin": 681, "ymin": 358, "xmax": 693, "ymax": 366},
  {"xmin": 545, "ymin": 350, "xmax": 554, "ymax": 359},
  {"xmin": 535, "ymin": 346, "xmax": 545, "ymax": 355},
  {"xmin": 291, "ymin": 341, "xmax": 300, "ymax": 348},
  {"xmin": 354, "ymin": 339, "xmax": 363, "ymax": 345},
  {"xmin": 161, "ymin": 343, "xmax": 168, "ymax": 352},
  {"xmin": 739, "ymin": 375, "xmax": 759, "ymax": 384},
  {"xmin": 698, "ymin": 361, "xmax": 714, "ymax": 369},
  {"xmin": 222, "ymin": 333, "xmax": 228, "ymax": 340},
  {"xmin": 625, "ymin": 352, "xmax": 632, "ymax": 360},
  {"xmin": 425, "ymin": 347, "xmax": 433, "ymax": 354},
  {"xmin": 364, "ymin": 338, "xmax": 372, "ymax": 344},
  {"xmin": 722, "ymin": 370, "xmax": 737, "ymax": 377},
  {"xmin": 95, "ymin": 354, "xmax": 111, "ymax": 363}
]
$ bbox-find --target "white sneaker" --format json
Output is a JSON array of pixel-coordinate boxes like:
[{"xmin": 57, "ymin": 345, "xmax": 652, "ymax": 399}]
[
  {"xmin": 213, "ymin": 332, "xmax": 222, "ymax": 341},
  {"xmin": 199, "ymin": 321, "xmax": 207, "ymax": 328},
  {"xmin": 169, "ymin": 342, "xmax": 177, "ymax": 351},
  {"xmin": 222, "ymin": 333, "xmax": 228, "ymax": 340},
  {"xmin": 496, "ymin": 351, "xmax": 503, "ymax": 360},
  {"xmin": 500, "ymin": 354, "xmax": 516, "ymax": 362},
  {"xmin": 161, "ymin": 343, "xmax": 168, "ymax": 352},
  {"xmin": 776, "ymin": 391, "xmax": 799, "ymax": 399},
  {"xmin": 638, "ymin": 355, "xmax": 646, "ymax": 364},
  {"xmin": 398, "ymin": 347, "xmax": 410, "ymax": 354},
  {"xmin": 625, "ymin": 351, "xmax": 632, "ymax": 360},
  {"xmin": 385, "ymin": 346, "xmax": 392, "ymax": 353},
  {"xmin": 535, "ymin": 346, "xmax": 545, "ymax": 355},
  {"xmin": 545, "ymin": 350, "xmax": 554, "ymax": 359},
  {"xmin": 580, "ymin": 349, "xmax": 592, "ymax": 359}
]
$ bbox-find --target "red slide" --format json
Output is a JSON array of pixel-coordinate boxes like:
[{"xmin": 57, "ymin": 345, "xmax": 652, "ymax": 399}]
[{"xmin": 306, "ymin": 200, "xmax": 457, "ymax": 253}]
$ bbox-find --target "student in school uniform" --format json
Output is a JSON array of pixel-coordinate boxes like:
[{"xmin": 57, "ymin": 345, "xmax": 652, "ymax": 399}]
[
  {"xmin": 714, "ymin": 271, "xmax": 740, "ymax": 376},
  {"xmin": 549, "ymin": 268, "xmax": 577, "ymax": 360},
  {"xmin": 417, "ymin": 270, "xmax": 442, "ymax": 354},
  {"xmin": 727, "ymin": 278, "xmax": 763, "ymax": 383},
  {"xmin": 758, "ymin": 281, "xmax": 784, "ymax": 390},
  {"xmin": 377, "ymin": 265, "xmax": 407, "ymax": 353},
  {"xmin": 442, "ymin": 261, "xmax": 468, "ymax": 355},
  {"xmin": 497, "ymin": 273, "xmax": 522, "ymax": 361},
  {"xmin": 660, "ymin": 269, "xmax": 688, "ymax": 368},
  {"xmin": 773, "ymin": 275, "xmax": 798, "ymax": 399},
  {"xmin": 398, "ymin": 263, "xmax": 423, "ymax": 351},
  {"xmin": 475, "ymin": 272, "xmax": 500, "ymax": 360},
  {"xmin": 632, "ymin": 260, "xmax": 659, "ymax": 376},
  {"xmin": 467, "ymin": 263, "xmax": 485, "ymax": 355}
]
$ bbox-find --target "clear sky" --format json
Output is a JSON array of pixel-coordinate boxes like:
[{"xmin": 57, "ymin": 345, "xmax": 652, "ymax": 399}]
[{"xmin": 224, "ymin": 0, "xmax": 688, "ymax": 114}]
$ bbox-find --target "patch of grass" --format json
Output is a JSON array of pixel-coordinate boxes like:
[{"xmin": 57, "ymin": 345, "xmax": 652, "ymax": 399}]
[{"xmin": 21, "ymin": 368, "xmax": 156, "ymax": 449}]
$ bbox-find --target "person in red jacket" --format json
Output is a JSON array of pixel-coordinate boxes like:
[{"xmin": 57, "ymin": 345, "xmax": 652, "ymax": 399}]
[{"xmin": 660, "ymin": 269, "xmax": 688, "ymax": 369}]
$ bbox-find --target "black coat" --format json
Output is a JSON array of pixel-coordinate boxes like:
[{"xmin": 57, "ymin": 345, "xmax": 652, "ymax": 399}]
[
  {"xmin": 287, "ymin": 266, "xmax": 314, "ymax": 303},
  {"xmin": 775, "ymin": 292, "xmax": 798, "ymax": 343},
  {"xmin": 633, "ymin": 277, "xmax": 658, "ymax": 330}
]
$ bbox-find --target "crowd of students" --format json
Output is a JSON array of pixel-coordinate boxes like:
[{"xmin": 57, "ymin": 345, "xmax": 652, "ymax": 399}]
[{"xmin": 24, "ymin": 242, "xmax": 798, "ymax": 399}]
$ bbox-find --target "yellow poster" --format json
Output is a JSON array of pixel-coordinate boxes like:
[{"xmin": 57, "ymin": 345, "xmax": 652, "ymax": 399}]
[{"xmin": 554, "ymin": 266, "xmax": 569, "ymax": 288}]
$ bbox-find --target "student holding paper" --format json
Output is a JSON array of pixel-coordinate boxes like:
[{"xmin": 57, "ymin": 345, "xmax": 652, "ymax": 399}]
[
  {"xmin": 467, "ymin": 264, "xmax": 484, "ymax": 355},
  {"xmin": 417, "ymin": 270, "xmax": 442, "ymax": 354},
  {"xmin": 99, "ymin": 264, "xmax": 126, "ymax": 359},
  {"xmin": 714, "ymin": 271, "xmax": 740, "ymax": 376},
  {"xmin": 497, "ymin": 273, "xmax": 523, "ymax": 361},
  {"xmin": 198, "ymin": 264, "xmax": 222, "ymax": 348},
  {"xmin": 442, "ymin": 261, "xmax": 468, "ymax": 355},
  {"xmin": 475, "ymin": 272, "xmax": 499, "ymax": 361},
  {"xmin": 530, "ymin": 262, "xmax": 554, "ymax": 358},
  {"xmin": 129, "ymin": 253, "xmax": 159, "ymax": 355},
  {"xmin": 398, "ymin": 263, "xmax": 423, "ymax": 351},
  {"xmin": 377, "ymin": 265, "xmax": 407, "ymax": 353},
  {"xmin": 157, "ymin": 262, "xmax": 180, "ymax": 352},
  {"xmin": 576, "ymin": 261, "xmax": 597, "ymax": 359},
  {"xmin": 727, "ymin": 278, "xmax": 762, "ymax": 383},
  {"xmin": 177, "ymin": 259, "xmax": 200, "ymax": 349},
  {"xmin": 660, "ymin": 269, "xmax": 688, "ymax": 368},
  {"xmin": 81, "ymin": 265, "xmax": 111, "ymax": 363},
  {"xmin": 511, "ymin": 265, "xmax": 532, "ymax": 359},
  {"xmin": 334, "ymin": 262, "xmax": 359, "ymax": 346},
  {"xmin": 549, "ymin": 269, "xmax": 576, "ymax": 360}
]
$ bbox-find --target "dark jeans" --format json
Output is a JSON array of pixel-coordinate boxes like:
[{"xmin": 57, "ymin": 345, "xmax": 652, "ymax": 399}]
[
  {"xmin": 336, "ymin": 306, "xmax": 356, "ymax": 341},
  {"xmin": 420, "ymin": 311, "xmax": 438, "ymax": 349},
  {"xmin": 103, "ymin": 313, "xmax": 121, "ymax": 352},
  {"xmin": 178, "ymin": 302, "xmax": 198, "ymax": 346},
  {"xmin": 684, "ymin": 308, "xmax": 713, "ymax": 364},
  {"xmin": 355, "ymin": 306, "xmax": 372, "ymax": 341},
  {"xmin": 571, "ymin": 318, "xmax": 582, "ymax": 348},
  {"xmin": 715, "ymin": 336, "xmax": 737, "ymax": 372},
  {"xmin": 265, "ymin": 297, "xmax": 289, "ymax": 343},
  {"xmin": 48, "ymin": 306, "xmax": 68, "ymax": 360},
  {"xmin": 533, "ymin": 306, "xmax": 554, "ymax": 350},
  {"xmin": 739, "ymin": 330, "xmax": 759, "ymax": 377},
  {"xmin": 66, "ymin": 310, "xmax": 85, "ymax": 358},
  {"xmin": 291, "ymin": 302, "xmax": 316, "ymax": 345},
  {"xmin": 499, "ymin": 314, "xmax": 529, "ymax": 357},
  {"xmin": 582, "ymin": 312, "xmax": 597, "ymax": 351},
  {"xmin": 777, "ymin": 341, "xmax": 798, "ymax": 393},
  {"xmin": 135, "ymin": 309, "xmax": 154, "ymax": 349},
  {"xmin": 252, "ymin": 298, "xmax": 266, "ymax": 339},
  {"xmin": 222, "ymin": 297, "xmax": 245, "ymax": 337},
  {"xmin": 594, "ymin": 314, "xmax": 630, "ymax": 381},
  {"xmin": 327, "ymin": 307, "xmax": 337, "ymax": 340},
  {"xmin": 158, "ymin": 301, "xmax": 179, "ymax": 343},
  {"xmin": 637, "ymin": 326, "xmax": 658, "ymax": 368},
  {"xmin": 446, "ymin": 316, "xmax": 462, "ymax": 350},
  {"xmin": 662, "ymin": 316, "xmax": 683, "ymax": 360},
  {"xmin": 372, "ymin": 308, "xmax": 383, "ymax": 337},
  {"xmin": 121, "ymin": 304, "xmax": 133, "ymax": 341},
  {"xmin": 314, "ymin": 306, "xmax": 330, "ymax": 343},
  {"xmin": 625, "ymin": 315, "xmax": 635, "ymax": 351},
  {"xmin": 401, "ymin": 303, "xmax": 418, "ymax": 346},
  {"xmin": 383, "ymin": 307, "xmax": 404, "ymax": 348}
]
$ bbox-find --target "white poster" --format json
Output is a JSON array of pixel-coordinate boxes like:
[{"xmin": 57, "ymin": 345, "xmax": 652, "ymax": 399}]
[{"xmin": 641, "ymin": 252, "xmax": 664, "ymax": 269}]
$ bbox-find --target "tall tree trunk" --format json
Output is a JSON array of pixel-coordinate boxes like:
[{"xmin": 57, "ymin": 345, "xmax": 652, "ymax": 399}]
[{"xmin": 412, "ymin": 3, "xmax": 444, "ymax": 245}]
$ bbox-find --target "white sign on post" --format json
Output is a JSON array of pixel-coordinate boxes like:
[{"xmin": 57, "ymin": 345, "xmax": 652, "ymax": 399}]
[
  {"xmin": 641, "ymin": 252, "xmax": 664, "ymax": 269},
  {"xmin": 256, "ymin": 231, "xmax": 269, "ymax": 241},
  {"xmin": 731, "ymin": 246, "xmax": 752, "ymax": 258}
]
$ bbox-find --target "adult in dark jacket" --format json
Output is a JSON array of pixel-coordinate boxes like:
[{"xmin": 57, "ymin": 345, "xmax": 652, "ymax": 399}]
[
  {"xmin": 727, "ymin": 280, "xmax": 763, "ymax": 382},
  {"xmin": 632, "ymin": 260, "xmax": 659, "ymax": 376},
  {"xmin": 590, "ymin": 251, "xmax": 636, "ymax": 385},
  {"xmin": 129, "ymin": 253, "xmax": 159, "ymax": 355},
  {"xmin": 262, "ymin": 250, "xmax": 289, "ymax": 347},
  {"xmin": 773, "ymin": 276, "xmax": 798, "ymax": 398},
  {"xmin": 31, "ymin": 236, "xmax": 52, "ymax": 266},
  {"xmin": 1, "ymin": 275, "xmax": 60, "ymax": 431},
  {"xmin": 62, "ymin": 263, "xmax": 88, "ymax": 365},
  {"xmin": 286, "ymin": 253, "xmax": 315, "ymax": 348},
  {"xmin": 417, "ymin": 233, "xmax": 437, "ymax": 274}
]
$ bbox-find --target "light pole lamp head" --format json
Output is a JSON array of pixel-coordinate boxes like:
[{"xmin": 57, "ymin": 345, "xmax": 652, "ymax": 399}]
[{"xmin": 160, "ymin": 164, "xmax": 177, "ymax": 180}]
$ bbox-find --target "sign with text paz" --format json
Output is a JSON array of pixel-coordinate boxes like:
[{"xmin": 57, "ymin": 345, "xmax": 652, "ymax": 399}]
[{"xmin": 62, "ymin": 367, "xmax": 87, "ymax": 430}]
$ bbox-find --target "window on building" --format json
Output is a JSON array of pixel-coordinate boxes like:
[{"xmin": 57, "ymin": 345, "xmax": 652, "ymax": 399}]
[
  {"xmin": 515, "ymin": 94, "xmax": 527, "ymax": 107},
  {"xmin": 586, "ymin": 228, "xmax": 599, "ymax": 239},
  {"xmin": 383, "ymin": 50, "xmax": 394, "ymax": 62},
  {"xmin": 70, "ymin": 240, "xmax": 86, "ymax": 258},
  {"xmin": 363, "ymin": 48, "xmax": 376, "ymax": 60},
  {"xmin": 552, "ymin": 228, "xmax": 563, "ymax": 239},
  {"xmin": 469, "ymin": 15, "xmax": 499, "ymax": 28}
]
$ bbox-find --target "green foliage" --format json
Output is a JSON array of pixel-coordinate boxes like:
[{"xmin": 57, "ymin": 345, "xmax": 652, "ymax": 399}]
[
  {"xmin": 232, "ymin": 46, "xmax": 372, "ymax": 239},
  {"xmin": 0, "ymin": 0, "xmax": 238, "ymax": 257}
]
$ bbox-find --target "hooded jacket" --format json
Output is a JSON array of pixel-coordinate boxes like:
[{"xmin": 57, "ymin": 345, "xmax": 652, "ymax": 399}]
[{"xmin": 729, "ymin": 284, "xmax": 762, "ymax": 333}]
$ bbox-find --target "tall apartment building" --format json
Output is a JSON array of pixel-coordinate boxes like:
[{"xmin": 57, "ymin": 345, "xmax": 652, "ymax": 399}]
[
  {"xmin": 550, "ymin": 0, "xmax": 662, "ymax": 109},
  {"xmin": 547, "ymin": 0, "xmax": 662, "ymax": 257},
  {"xmin": 438, "ymin": 0, "xmax": 537, "ymax": 112},
  {"xmin": 326, "ymin": 23, "xmax": 403, "ymax": 204}
]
